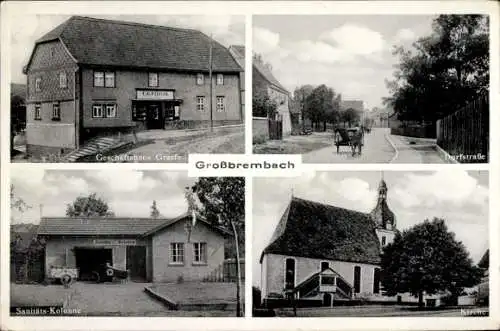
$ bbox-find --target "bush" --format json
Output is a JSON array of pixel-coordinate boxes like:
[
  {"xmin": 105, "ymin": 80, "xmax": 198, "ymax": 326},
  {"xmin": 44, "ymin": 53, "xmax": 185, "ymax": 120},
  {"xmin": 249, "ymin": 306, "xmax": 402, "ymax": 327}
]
[{"xmin": 253, "ymin": 134, "xmax": 267, "ymax": 145}]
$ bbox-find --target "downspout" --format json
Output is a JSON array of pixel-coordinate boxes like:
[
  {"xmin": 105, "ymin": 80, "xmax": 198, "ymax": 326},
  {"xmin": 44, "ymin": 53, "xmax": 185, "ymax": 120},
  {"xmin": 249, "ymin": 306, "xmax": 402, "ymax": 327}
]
[{"xmin": 74, "ymin": 67, "xmax": 79, "ymax": 149}]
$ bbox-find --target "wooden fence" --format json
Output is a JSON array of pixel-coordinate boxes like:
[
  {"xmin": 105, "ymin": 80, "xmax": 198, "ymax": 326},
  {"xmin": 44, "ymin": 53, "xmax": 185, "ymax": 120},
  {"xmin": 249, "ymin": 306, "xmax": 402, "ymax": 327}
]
[
  {"xmin": 437, "ymin": 94, "xmax": 489, "ymax": 163},
  {"xmin": 203, "ymin": 258, "xmax": 245, "ymax": 283},
  {"xmin": 268, "ymin": 114, "xmax": 283, "ymax": 140}
]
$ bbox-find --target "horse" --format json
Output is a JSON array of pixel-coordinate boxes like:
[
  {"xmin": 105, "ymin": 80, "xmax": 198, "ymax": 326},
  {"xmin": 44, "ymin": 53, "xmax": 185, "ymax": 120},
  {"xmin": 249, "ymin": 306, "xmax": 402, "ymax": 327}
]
[{"xmin": 349, "ymin": 128, "xmax": 363, "ymax": 157}]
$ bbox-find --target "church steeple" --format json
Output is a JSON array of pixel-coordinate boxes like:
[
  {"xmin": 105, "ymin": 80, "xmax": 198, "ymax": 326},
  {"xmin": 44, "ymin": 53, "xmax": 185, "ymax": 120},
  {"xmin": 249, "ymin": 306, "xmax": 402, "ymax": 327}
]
[{"xmin": 370, "ymin": 175, "xmax": 396, "ymax": 231}]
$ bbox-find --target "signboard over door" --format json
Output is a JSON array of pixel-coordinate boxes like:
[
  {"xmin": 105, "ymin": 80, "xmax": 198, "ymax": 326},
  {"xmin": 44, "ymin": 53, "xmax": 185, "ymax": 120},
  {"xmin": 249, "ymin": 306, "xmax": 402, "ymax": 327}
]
[
  {"xmin": 136, "ymin": 89, "xmax": 174, "ymax": 100},
  {"xmin": 92, "ymin": 239, "xmax": 137, "ymax": 246}
]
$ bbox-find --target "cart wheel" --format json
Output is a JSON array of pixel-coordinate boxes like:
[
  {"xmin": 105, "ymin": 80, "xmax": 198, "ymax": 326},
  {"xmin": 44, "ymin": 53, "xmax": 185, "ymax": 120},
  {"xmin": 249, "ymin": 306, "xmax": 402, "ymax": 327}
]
[
  {"xmin": 91, "ymin": 271, "xmax": 100, "ymax": 283},
  {"xmin": 61, "ymin": 274, "xmax": 72, "ymax": 288},
  {"xmin": 106, "ymin": 268, "xmax": 114, "ymax": 277}
]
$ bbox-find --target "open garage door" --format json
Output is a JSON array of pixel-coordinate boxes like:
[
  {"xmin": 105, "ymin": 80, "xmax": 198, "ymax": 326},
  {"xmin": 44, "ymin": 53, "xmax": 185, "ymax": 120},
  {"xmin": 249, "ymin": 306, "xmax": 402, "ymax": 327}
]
[{"xmin": 75, "ymin": 247, "xmax": 112, "ymax": 281}]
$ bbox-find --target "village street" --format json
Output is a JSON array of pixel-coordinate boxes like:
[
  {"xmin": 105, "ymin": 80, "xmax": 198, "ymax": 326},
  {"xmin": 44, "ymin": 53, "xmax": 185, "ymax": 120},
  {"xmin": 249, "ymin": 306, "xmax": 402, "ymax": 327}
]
[{"xmin": 302, "ymin": 128, "xmax": 447, "ymax": 164}]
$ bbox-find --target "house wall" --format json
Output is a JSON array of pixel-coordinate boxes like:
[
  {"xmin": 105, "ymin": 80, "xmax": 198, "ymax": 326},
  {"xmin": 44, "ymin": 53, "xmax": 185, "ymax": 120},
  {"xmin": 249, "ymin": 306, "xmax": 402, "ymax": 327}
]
[
  {"xmin": 44, "ymin": 236, "xmax": 147, "ymax": 279},
  {"xmin": 151, "ymin": 220, "xmax": 225, "ymax": 282},
  {"xmin": 81, "ymin": 69, "xmax": 242, "ymax": 128},
  {"xmin": 268, "ymin": 86, "xmax": 291, "ymax": 136},
  {"xmin": 262, "ymin": 253, "xmax": 379, "ymax": 298},
  {"xmin": 25, "ymin": 40, "xmax": 79, "ymax": 155}
]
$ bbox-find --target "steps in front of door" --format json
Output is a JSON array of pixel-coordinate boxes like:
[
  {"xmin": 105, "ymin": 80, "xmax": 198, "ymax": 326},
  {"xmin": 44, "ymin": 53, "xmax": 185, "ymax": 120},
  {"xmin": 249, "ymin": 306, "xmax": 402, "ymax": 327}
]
[{"xmin": 62, "ymin": 137, "xmax": 133, "ymax": 162}]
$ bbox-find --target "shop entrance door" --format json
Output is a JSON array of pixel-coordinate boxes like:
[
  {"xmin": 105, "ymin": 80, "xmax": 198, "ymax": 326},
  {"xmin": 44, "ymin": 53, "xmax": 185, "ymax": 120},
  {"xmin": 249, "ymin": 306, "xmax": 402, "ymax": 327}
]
[{"xmin": 146, "ymin": 103, "xmax": 163, "ymax": 129}]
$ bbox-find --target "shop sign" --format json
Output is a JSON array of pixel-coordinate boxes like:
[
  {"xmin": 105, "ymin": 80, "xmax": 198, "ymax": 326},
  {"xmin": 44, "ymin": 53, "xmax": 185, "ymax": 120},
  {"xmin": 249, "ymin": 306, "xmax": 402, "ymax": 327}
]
[
  {"xmin": 92, "ymin": 239, "xmax": 137, "ymax": 246},
  {"xmin": 137, "ymin": 89, "xmax": 174, "ymax": 100}
]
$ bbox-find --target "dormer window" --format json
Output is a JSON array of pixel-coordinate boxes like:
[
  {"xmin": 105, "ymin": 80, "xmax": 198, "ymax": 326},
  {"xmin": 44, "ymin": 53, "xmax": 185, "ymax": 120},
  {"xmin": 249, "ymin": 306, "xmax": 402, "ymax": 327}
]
[
  {"xmin": 59, "ymin": 72, "xmax": 67, "ymax": 88},
  {"xmin": 35, "ymin": 77, "xmax": 42, "ymax": 92}
]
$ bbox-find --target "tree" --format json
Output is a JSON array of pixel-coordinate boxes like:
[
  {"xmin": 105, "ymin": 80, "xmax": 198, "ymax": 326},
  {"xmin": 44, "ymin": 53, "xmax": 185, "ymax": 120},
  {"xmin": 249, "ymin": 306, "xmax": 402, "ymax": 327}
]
[
  {"xmin": 292, "ymin": 85, "xmax": 315, "ymax": 128},
  {"xmin": 66, "ymin": 193, "xmax": 115, "ymax": 217},
  {"xmin": 150, "ymin": 200, "xmax": 160, "ymax": 218},
  {"xmin": 252, "ymin": 90, "xmax": 278, "ymax": 118},
  {"xmin": 340, "ymin": 108, "xmax": 361, "ymax": 127},
  {"xmin": 380, "ymin": 218, "xmax": 482, "ymax": 307},
  {"xmin": 386, "ymin": 15, "xmax": 489, "ymax": 122},
  {"xmin": 190, "ymin": 177, "xmax": 245, "ymax": 317},
  {"xmin": 305, "ymin": 84, "xmax": 339, "ymax": 131},
  {"xmin": 11, "ymin": 184, "xmax": 31, "ymax": 215}
]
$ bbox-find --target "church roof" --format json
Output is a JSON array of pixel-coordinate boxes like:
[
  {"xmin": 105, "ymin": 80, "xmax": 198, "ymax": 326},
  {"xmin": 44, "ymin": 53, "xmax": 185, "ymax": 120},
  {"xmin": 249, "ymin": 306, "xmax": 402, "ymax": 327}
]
[{"xmin": 261, "ymin": 197, "xmax": 381, "ymax": 265}]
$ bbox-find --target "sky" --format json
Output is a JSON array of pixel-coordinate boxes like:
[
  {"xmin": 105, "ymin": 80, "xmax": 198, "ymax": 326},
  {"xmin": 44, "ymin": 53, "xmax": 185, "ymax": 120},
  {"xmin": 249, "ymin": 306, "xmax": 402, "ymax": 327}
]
[
  {"xmin": 11, "ymin": 169, "xmax": 196, "ymax": 222},
  {"xmin": 253, "ymin": 170, "xmax": 489, "ymax": 287},
  {"xmin": 253, "ymin": 15, "xmax": 437, "ymax": 110},
  {"xmin": 9, "ymin": 14, "xmax": 245, "ymax": 84}
]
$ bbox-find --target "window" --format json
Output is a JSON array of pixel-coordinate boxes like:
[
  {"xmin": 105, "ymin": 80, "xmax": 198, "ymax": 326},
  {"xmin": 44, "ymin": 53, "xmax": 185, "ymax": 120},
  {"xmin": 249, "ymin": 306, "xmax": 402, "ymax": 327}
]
[
  {"xmin": 216, "ymin": 74, "xmax": 224, "ymax": 85},
  {"xmin": 105, "ymin": 104, "xmax": 116, "ymax": 118},
  {"xmin": 148, "ymin": 72, "xmax": 159, "ymax": 87},
  {"xmin": 170, "ymin": 243, "xmax": 184, "ymax": 264},
  {"xmin": 284, "ymin": 258, "xmax": 295, "ymax": 290},
  {"xmin": 353, "ymin": 266, "xmax": 361, "ymax": 294},
  {"xmin": 196, "ymin": 73, "xmax": 204, "ymax": 85},
  {"xmin": 193, "ymin": 242, "xmax": 207, "ymax": 264},
  {"xmin": 92, "ymin": 104, "xmax": 103, "ymax": 118},
  {"xmin": 321, "ymin": 262, "xmax": 329, "ymax": 272},
  {"xmin": 34, "ymin": 103, "xmax": 41, "ymax": 120},
  {"xmin": 59, "ymin": 72, "xmax": 67, "ymax": 88},
  {"xmin": 104, "ymin": 72, "xmax": 115, "ymax": 87},
  {"xmin": 92, "ymin": 103, "xmax": 117, "ymax": 118},
  {"xmin": 196, "ymin": 96, "xmax": 205, "ymax": 112},
  {"xmin": 94, "ymin": 71, "xmax": 115, "ymax": 87},
  {"xmin": 52, "ymin": 103, "xmax": 61, "ymax": 120},
  {"xmin": 35, "ymin": 78, "xmax": 42, "ymax": 92},
  {"xmin": 216, "ymin": 96, "xmax": 225, "ymax": 112},
  {"xmin": 373, "ymin": 268, "xmax": 381, "ymax": 294},
  {"xmin": 381, "ymin": 236, "xmax": 386, "ymax": 246}
]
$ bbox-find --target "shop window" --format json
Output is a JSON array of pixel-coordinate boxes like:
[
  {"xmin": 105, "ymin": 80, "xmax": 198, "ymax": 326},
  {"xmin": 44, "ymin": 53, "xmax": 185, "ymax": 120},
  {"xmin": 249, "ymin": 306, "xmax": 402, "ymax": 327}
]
[
  {"xmin": 216, "ymin": 96, "xmax": 225, "ymax": 112},
  {"xmin": 52, "ymin": 102, "xmax": 61, "ymax": 121},
  {"xmin": 92, "ymin": 104, "xmax": 103, "ymax": 118},
  {"xmin": 193, "ymin": 242, "xmax": 207, "ymax": 264},
  {"xmin": 170, "ymin": 243, "xmax": 184, "ymax": 264},
  {"xmin": 94, "ymin": 71, "xmax": 115, "ymax": 87},
  {"xmin": 197, "ymin": 96, "xmax": 205, "ymax": 112},
  {"xmin": 34, "ymin": 103, "xmax": 41, "ymax": 120},
  {"xmin": 196, "ymin": 73, "xmax": 204, "ymax": 85},
  {"xmin": 216, "ymin": 74, "xmax": 224, "ymax": 85},
  {"xmin": 148, "ymin": 72, "xmax": 159, "ymax": 87},
  {"xmin": 35, "ymin": 77, "xmax": 42, "ymax": 92},
  {"xmin": 132, "ymin": 104, "xmax": 147, "ymax": 121},
  {"xmin": 59, "ymin": 72, "xmax": 67, "ymax": 88}
]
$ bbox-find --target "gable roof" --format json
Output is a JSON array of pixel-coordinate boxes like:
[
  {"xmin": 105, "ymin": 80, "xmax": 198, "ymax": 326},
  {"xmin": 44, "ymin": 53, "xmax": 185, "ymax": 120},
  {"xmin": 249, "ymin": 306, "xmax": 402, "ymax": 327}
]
[
  {"xmin": 141, "ymin": 212, "xmax": 233, "ymax": 237},
  {"xmin": 229, "ymin": 45, "xmax": 245, "ymax": 70},
  {"xmin": 30, "ymin": 16, "xmax": 241, "ymax": 73},
  {"xmin": 478, "ymin": 249, "xmax": 489, "ymax": 269},
  {"xmin": 252, "ymin": 54, "xmax": 289, "ymax": 94},
  {"xmin": 38, "ymin": 217, "xmax": 168, "ymax": 236},
  {"xmin": 261, "ymin": 197, "xmax": 381, "ymax": 265}
]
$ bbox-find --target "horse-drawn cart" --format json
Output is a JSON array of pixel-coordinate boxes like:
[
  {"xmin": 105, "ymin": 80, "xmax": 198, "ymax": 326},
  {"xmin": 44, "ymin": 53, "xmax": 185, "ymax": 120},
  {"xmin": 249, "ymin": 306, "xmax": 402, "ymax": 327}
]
[
  {"xmin": 49, "ymin": 266, "xmax": 79, "ymax": 288},
  {"xmin": 334, "ymin": 127, "xmax": 364, "ymax": 156}
]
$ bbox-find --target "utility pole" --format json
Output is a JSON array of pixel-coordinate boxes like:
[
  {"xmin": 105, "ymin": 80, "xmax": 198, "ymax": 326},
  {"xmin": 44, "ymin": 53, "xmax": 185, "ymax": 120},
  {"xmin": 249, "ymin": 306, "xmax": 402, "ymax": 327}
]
[
  {"xmin": 230, "ymin": 219, "xmax": 242, "ymax": 317},
  {"xmin": 209, "ymin": 34, "xmax": 214, "ymax": 133}
]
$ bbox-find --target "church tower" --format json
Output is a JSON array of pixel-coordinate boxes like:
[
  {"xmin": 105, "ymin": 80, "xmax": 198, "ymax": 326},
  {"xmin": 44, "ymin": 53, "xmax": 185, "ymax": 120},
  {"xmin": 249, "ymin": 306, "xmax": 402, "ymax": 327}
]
[{"xmin": 369, "ymin": 175, "xmax": 397, "ymax": 248}]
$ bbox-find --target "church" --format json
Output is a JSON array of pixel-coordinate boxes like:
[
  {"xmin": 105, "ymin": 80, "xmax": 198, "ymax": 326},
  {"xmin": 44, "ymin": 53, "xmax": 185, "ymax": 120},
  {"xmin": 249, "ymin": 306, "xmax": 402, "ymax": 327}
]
[{"xmin": 260, "ymin": 178, "xmax": 404, "ymax": 306}]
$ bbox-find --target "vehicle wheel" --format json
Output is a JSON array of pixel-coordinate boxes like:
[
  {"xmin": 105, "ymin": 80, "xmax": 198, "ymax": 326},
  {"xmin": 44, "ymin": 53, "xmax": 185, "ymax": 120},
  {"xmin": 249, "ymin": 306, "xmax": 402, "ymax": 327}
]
[
  {"xmin": 61, "ymin": 274, "xmax": 72, "ymax": 288},
  {"xmin": 91, "ymin": 271, "xmax": 100, "ymax": 283},
  {"xmin": 106, "ymin": 268, "xmax": 114, "ymax": 277}
]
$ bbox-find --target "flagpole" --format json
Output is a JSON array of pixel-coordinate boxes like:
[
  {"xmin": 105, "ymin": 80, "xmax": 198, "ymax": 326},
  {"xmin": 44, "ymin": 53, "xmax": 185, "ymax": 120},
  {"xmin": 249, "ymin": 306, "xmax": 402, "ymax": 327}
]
[{"xmin": 209, "ymin": 34, "xmax": 214, "ymax": 133}]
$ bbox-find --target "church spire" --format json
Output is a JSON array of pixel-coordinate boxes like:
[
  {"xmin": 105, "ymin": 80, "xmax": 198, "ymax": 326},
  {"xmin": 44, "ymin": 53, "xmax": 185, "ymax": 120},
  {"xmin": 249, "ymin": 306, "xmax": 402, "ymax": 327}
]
[{"xmin": 370, "ymin": 174, "xmax": 396, "ymax": 230}]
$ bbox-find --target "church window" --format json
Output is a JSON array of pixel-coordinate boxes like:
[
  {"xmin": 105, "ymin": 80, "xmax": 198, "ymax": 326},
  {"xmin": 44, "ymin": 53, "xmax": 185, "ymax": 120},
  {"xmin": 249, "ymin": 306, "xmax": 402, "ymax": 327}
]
[
  {"xmin": 381, "ymin": 236, "xmax": 386, "ymax": 246},
  {"xmin": 373, "ymin": 268, "xmax": 381, "ymax": 294},
  {"xmin": 353, "ymin": 266, "xmax": 361, "ymax": 293},
  {"xmin": 284, "ymin": 258, "xmax": 295, "ymax": 290}
]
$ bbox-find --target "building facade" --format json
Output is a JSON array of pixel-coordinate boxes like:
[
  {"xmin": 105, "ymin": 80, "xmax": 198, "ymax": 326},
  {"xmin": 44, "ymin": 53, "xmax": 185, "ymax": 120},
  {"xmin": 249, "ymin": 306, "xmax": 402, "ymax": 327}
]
[
  {"xmin": 37, "ymin": 213, "xmax": 230, "ymax": 283},
  {"xmin": 260, "ymin": 179, "xmax": 399, "ymax": 305},
  {"xmin": 252, "ymin": 55, "xmax": 292, "ymax": 136},
  {"xmin": 24, "ymin": 16, "xmax": 243, "ymax": 157},
  {"xmin": 228, "ymin": 45, "xmax": 245, "ymax": 119}
]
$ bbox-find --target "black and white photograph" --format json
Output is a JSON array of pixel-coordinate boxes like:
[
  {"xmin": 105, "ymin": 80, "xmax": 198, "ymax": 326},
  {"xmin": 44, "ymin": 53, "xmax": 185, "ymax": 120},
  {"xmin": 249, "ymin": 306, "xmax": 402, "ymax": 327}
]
[
  {"xmin": 10, "ymin": 15, "xmax": 245, "ymax": 163},
  {"xmin": 252, "ymin": 171, "xmax": 489, "ymax": 317},
  {"xmin": 252, "ymin": 15, "xmax": 489, "ymax": 164},
  {"xmin": 10, "ymin": 169, "xmax": 245, "ymax": 316}
]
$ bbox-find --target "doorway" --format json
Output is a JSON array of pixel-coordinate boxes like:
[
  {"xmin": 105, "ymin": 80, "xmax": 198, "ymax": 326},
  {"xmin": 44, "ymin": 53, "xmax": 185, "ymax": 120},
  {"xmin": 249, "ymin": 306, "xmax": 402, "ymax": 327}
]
[
  {"xmin": 74, "ymin": 247, "xmax": 112, "ymax": 281},
  {"xmin": 323, "ymin": 293, "xmax": 332, "ymax": 307},
  {"xmin": 146, "ymin": 103, "xmax": 163, "ymax": 129},
  {"xmin": 126, "ymin": 246, "xmax": 146, "ymax": 282}
]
